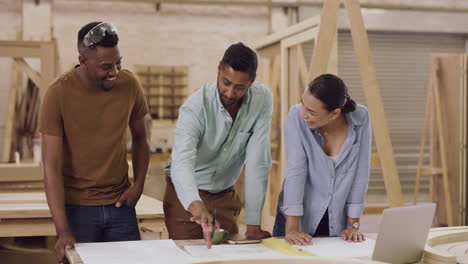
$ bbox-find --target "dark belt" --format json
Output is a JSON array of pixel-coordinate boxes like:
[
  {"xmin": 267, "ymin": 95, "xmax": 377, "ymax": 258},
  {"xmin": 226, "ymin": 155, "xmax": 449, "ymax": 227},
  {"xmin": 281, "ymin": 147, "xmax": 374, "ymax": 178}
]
[{"xmin": 199, "ymin": 186, "xmax": 235, "ymax": 195}]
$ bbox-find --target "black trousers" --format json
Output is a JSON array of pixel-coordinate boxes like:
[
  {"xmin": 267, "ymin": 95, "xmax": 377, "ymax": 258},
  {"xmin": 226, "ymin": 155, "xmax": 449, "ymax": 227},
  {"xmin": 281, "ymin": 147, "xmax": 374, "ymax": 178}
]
[
  {"xmin": 273, "ymin": 207, "xmax": 330, "ymax": 237},
  {"xmin": 314, "ymin": 209, "xmax": 330, "ymax": 237}
]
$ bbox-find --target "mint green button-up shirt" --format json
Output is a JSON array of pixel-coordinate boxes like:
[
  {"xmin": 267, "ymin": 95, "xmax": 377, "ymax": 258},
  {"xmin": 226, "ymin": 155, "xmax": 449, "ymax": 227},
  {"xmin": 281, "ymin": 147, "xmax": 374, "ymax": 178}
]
[{"xmin": 166, "ymin": 81, "xmax": 273, "ymax": 225}]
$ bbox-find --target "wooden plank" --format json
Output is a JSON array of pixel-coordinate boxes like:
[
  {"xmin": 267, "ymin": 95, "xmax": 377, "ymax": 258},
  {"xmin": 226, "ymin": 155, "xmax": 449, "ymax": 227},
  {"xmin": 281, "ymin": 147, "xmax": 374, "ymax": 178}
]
[
  {"xmin": 419, "ymin": 168, "xmax": 443, "ymax": 176},
  {"xmin": 14, "ymin": 58, "xmax": 42, "ymax": 88},
  {"xmin": 268, "ymin": 56, "xmax": 281, "ymax": 216},
  {"xmin": 327, "ymin": 31, "xmax": 338, "ymax": 75},
  {"xmin": 281, "ymin": 27, "xmax": 318, "ymax": 49},
  {"xmin": 0, "ymin": 164, "xmax": 44, "ymax": 182},
  {"xmin": 461, "ymin": 55, "xmax": 467, "ymax": 225},
  {"xmin": 0, "ymin": 219, "xmax": 55, "ymax": 237},
  {"xmin": 413, "ymin": 74, "xmax": 432, "ymax": 205},
  {"xmin": 297, "ymin": 44, "xmax": 309, "ymax": 89},
  {"xmin": 433, "ymin": 55, "xmax": 464, "ymax": 226},
  {"xmin": 1, "ymin": 63, "xmax": 19, "ymax": 163},
  {"xmin": 0, "ymin": 192, "xmax": 45, "ymax": 203},
  {"xmin": 0, "ymin": 203, "xmax": 51, "ymax": 219},
  {"xmin": 308, "ymin": 0, "xmax": 340, "ymax": 80},
  {"xmin": 257, "ymin": 43, "xmax": 280, "ymax": 58},
  {"xmin": 40, "ymin": 41, "xmax": 56, "ymax": 98},
  {"xmin": 432, "ymin": 56, "xmax": 462, "ymax": 226},
  {"xmin": 66, "ymin": 248, "xmax": 85, "ymax": 264},
  {"xmin": 0, "ymin": 181, "xmax": 44, "ymax": 192},
  {"xmin": 134, "ymin": 194, "xmax": 165, "ymax": 219},
  {"xmin": 0, "ymin": 193, "xmax": 163, "ymax": 220},
  {"xmin": 254, "ymin": 16, "xmax": 320, "ymax": 51},
  {"xmin": 370, "ymin": 152, "xmax": 380, "ymax": 167},
  {"xmin": 344, "ymin": 0, "xmax": 404, "ymax": 207},
  {"xmin": 289, "ymin": 46, "xmax": 300, "ymax": 107},
  {"xmin": 53, "ymin": 37, "xmax": 61, "ymax": 75},
  {"xmin": 138, "ymin": 218, "xmax": 167, "ymax": 233},
  {"xmin": 258, "ymin": 57, "xmax": 270, "ymax": 86},
  {"xmin": 279, "ymin": 43, "xmax": 289, "ymax": 204},
  {"xmin": 0, "ymin": 40, "xmax": 43, "ymax": 58}
]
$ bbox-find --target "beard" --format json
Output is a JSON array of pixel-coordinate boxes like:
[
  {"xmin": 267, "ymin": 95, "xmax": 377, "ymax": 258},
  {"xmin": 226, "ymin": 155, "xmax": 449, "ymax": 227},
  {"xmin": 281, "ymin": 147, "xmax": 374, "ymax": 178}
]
[{"xmin": 100, "ymin": 77, "xmax": 116, "ymax": 91}]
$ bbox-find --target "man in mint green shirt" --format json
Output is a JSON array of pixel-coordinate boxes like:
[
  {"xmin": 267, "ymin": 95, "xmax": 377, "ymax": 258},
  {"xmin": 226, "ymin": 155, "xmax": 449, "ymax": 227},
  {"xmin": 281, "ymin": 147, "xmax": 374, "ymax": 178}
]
[{"xmin": 164, "ymin": 43, "xmax": 272, "ymax": 246}]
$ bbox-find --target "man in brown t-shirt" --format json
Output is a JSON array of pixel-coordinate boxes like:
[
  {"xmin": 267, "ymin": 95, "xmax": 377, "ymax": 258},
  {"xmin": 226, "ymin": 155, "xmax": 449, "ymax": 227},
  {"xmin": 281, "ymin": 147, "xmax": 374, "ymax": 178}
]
[{"xmin": 40, "ymin": 22, "xmax": 150, "ymax": 263}]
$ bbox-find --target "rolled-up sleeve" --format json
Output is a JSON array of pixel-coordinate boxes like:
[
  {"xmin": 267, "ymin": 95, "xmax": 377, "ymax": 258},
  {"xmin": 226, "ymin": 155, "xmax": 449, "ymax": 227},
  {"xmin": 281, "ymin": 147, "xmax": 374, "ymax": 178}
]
[
  {"xmin": 281, "ymin": 106, "xmax": 308, "ymax": 216},
  {"xmin": 171, "ymin": 106, "xmax": 204, "ymax": 210},
  {"xmin": 244, "ymin": 90, "xmax": 273, "ymax": 225},
  {"xmin": 346, "ymin": 111, "xmax": 372, "ymax": 218}
]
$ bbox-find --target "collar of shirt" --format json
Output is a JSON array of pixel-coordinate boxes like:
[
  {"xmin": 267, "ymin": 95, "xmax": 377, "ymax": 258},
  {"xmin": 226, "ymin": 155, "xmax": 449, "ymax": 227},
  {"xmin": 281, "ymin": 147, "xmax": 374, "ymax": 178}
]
[{"xmin": 310, "ymin": 110, "xmax": 363, "ymax": 136}]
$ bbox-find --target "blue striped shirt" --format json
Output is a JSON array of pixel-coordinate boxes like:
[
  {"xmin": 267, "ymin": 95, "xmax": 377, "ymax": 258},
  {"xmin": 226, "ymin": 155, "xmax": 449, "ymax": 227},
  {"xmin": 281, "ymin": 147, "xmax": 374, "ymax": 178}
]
[
  {"xmin": 279, "ymin": 104, "xmax": 371, "ymax": 236},
  {"xmin": 166, "ymin": 81, "xmax": 273, "ymax": 225}
]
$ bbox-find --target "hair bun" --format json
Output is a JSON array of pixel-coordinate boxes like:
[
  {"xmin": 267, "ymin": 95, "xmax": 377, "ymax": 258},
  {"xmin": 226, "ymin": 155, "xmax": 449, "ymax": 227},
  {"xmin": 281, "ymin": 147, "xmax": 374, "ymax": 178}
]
[{"xmin": 342, "ymin": 98, "xmax": 356, "ymax": 113}]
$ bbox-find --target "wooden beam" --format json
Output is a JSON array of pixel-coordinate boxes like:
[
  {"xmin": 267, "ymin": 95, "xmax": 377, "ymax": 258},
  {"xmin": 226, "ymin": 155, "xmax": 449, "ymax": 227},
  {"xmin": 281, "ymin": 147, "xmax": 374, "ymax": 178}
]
[
  {"xmin": 1, "ymin": 64, "xmax": 19, "ymax": 163},
  {"xmin": 432, "ymin": 58, "xmax": 454, "ymax": 226},
  {"xmin": 297, "ymin": 44, "xmax": 309, "ymax": 89},
  {"xmin": 66, "ymin": 248, "xmax": 85, "ymax": 264},
  {"xmin": 0, "ymin": 40, "xmax": 44, "ymax": 58},
  {"xmin": 413, "ymin": 77, "xmax": 432, "ymax": 204},
  {"xmin": 255, "ymin": 16, "xmax": 320, "ymax": 51},
  {"xmin": 268, "ymin": 56, "xmax": 281, "ymax": 216},
  {"xmin": 289, "ymin": 45, "xmax": 300, "ymax": 107},
  {"xmin": 344, "ymin": 0, "xmax": 404, "ymax": 207},
  {"xmin": 327, "ymin": 31, "xmax": 338, "ymax": 75},
  {"xmin": 279, "ymin": 43, "xmax": 289, "ymax": 198},
  {"xmin": 462, "ymin": 55, "xmax": 467, "ymax": 224},
  {"xmin": 308, "ymin": 0, "xmax": 340, "ymax": 80},
  {"xmin": 0, "ymin": 219, "xmax": 56, "ymax": 237},
  {"xmin": 71, "ymin": 0, "xmax": 468, "ymax": 13},
  {"xmin": 370, "ymin": 152, "xmax": 380, "ymax": 167},
  {"xmin": 257, "ymin": 43, "xmax": 280, "ymax": 59},
  {"xmin": 40, "ymin": 41, "xmax": 56, "ymax": 98},
  {"xmin": 281, "ymin": 27, "xmax": 318, "ymax": 49},
  {"xmin": 0, "ymin": 164, "xmax": 43, "ymax": 182},
  {"xmin": 14, "ymin": 58, "xmax": 42, "ymax": 88},
  {"xmin": 419, "ymin": 167, "xmax": 443, "ymax": 176}
]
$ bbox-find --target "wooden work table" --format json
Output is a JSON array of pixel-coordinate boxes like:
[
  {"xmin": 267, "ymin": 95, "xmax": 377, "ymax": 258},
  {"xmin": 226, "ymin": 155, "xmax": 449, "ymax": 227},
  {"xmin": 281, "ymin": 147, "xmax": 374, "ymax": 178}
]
[
  {"xmin": 65, "ymin": 238, "xmax": 386, "ymax": 264},
  {"xmin": 0, "ymin": 192, "xmax": 167, "ymax": 239}
]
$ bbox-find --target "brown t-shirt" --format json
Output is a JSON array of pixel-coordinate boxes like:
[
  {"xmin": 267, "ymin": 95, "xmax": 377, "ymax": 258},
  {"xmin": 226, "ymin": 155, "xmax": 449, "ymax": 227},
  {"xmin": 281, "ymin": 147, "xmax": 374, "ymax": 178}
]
[{"xmin": 39, "ymin": 67, "xmax": 149, "ymax": 206}]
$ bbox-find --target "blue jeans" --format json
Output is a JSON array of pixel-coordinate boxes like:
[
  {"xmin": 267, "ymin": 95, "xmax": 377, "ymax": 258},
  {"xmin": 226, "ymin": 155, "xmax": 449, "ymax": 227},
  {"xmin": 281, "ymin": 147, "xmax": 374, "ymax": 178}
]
[{"xmin": 65, "ymin": 204, "xmax": 141, "ymax": 243}]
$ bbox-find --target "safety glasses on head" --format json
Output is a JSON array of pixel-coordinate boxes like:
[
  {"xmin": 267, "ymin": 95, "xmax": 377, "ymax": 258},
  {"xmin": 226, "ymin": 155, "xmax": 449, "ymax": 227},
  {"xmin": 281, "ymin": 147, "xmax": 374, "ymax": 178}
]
[{"xmin": 82, "ymin": 22, "xmax": 118, "ymax": 48}]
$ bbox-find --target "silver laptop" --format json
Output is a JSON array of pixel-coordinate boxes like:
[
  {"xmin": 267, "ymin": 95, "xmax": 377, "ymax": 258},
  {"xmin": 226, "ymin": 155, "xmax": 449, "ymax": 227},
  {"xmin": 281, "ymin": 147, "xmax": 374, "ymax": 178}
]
[{"xmin": 372, "ymin": 203, "xmax": 436, "ymax": 264}]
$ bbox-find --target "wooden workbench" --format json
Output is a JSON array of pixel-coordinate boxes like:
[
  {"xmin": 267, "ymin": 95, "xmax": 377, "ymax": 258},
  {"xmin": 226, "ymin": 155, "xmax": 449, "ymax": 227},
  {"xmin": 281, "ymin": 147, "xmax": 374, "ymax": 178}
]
[
  {"xmin": 0, "ymin": 192, "xmax": 167, "ymax": 239},
  {"xmin": 65, "ymin": 239, "xmax": 383, "ymax": 264}
]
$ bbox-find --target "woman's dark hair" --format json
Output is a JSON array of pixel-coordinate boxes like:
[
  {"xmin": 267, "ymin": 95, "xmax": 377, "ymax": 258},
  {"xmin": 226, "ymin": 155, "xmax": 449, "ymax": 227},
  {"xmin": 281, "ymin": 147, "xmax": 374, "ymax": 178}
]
[
  {"xmin": 307, "ymin": 73, "xmax": 356, "ymax": 113},
  {"xmin": 220, "ymin": 42, "xmax": 257, "ymax": 80}
]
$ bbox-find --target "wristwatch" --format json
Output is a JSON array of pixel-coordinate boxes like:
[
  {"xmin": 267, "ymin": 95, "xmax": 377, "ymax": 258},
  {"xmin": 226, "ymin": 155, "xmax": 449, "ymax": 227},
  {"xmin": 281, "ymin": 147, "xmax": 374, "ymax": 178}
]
[{"xmin": 347, "ymin": 222, "xmax": 360, "ymax": 229}]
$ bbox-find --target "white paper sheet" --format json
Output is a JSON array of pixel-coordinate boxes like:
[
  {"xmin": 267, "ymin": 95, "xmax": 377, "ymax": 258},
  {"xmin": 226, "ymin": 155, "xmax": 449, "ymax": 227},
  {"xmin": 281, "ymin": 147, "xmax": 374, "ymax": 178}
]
[
  {"xmin": 294, "ymin": 237, "xmax": 375, "ymax": 258},
  {"xmin": 184, "ymin": 244, "xmax": 286, "ymax": 259},
  {"xmin": 75, "ymin": 239, "xmax": 194, "ymax": 264}
]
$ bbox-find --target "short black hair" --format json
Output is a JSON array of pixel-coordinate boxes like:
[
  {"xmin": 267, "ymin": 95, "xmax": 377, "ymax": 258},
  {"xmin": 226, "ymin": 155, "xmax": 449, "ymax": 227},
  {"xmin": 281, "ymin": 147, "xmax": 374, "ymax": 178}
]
[
  {"xmin": 77, "ymin": 21, "xmax": 119, "ymax": 49},
  {"xmin": 220, "ymin": 42, "xmax": 257, "ymax": 80},
  {"xmin": 308, "ymin": 74, "xmax": 356, "ymax": 113}
]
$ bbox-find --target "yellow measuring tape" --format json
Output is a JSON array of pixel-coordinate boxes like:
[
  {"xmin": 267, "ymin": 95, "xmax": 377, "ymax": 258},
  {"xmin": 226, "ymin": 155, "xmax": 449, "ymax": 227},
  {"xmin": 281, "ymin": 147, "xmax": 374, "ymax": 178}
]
[{"xmin": 261, "ymin": 238, "xmax": 316, "ymax": 256}]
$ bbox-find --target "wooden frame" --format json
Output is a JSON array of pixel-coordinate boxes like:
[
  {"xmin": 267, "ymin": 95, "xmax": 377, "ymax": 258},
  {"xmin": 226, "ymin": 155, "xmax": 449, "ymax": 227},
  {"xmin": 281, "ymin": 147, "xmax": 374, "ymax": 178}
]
[
  {"xmin": 414, "ymin": 54, "xmax": 468, "ymax": 227},
  {"xmin": 0, "ymin": 39, "xmax": 59, "ymax": 163},
  {"xmin": 255, "ymin": 0, "xmax": 405, "ymax": 224}
]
